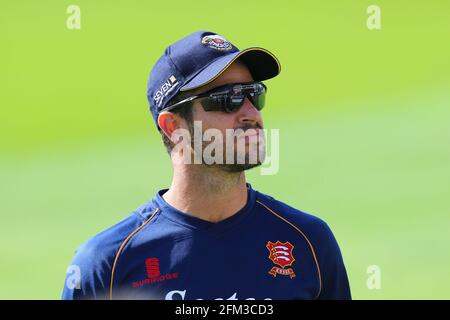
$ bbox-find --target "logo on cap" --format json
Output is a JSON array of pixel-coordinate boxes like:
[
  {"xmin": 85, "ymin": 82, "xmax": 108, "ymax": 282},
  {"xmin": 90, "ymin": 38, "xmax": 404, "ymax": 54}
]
[
  {"xmin": 153, "ymin": 75, "xmax": 179, "ymax": 107},
  {"xmin": 201, "ymin": 34, "xmax": 232, "ymax": 51}
]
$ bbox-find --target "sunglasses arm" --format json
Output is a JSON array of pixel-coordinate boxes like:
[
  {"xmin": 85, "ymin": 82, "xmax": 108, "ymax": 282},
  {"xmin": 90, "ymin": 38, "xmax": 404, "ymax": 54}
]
[{"xmin": 162, "ymin": 95, "xmax": 201, "ymax": 112}]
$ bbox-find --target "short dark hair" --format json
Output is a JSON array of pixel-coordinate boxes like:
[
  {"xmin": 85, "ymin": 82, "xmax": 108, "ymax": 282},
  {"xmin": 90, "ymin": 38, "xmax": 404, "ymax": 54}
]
[{"xmin": 159, "ymin": 90, "xmax": 195, "ymax": 154}]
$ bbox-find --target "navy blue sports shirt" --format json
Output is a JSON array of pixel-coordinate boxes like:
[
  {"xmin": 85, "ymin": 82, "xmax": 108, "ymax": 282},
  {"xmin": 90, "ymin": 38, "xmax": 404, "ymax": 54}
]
[{"xmin": 62, "ymin": 183, "xmax": 351, "ymax": 300}]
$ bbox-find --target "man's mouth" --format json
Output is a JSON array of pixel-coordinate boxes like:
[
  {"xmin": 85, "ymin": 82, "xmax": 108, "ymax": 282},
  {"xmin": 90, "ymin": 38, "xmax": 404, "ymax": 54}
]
[{"xmin": 236, "ymin": 128, "xmax": 259, "ymax": 138}]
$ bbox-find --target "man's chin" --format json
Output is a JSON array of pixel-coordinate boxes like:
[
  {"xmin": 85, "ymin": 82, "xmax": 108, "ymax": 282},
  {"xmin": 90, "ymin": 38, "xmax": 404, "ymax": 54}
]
[{"xmin": 215, "ymin": 162, "xmax": 263, "ymax": 173}]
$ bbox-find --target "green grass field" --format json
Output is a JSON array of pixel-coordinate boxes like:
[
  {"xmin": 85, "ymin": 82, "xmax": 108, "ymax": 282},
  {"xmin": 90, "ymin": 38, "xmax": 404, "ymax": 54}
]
[{"xmin": 1, "ymin": 0, "xmax": 449, "ymax": 299}]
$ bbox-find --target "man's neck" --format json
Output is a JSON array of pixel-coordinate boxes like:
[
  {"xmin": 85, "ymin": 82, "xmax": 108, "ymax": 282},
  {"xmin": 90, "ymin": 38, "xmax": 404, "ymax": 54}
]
[{"xmin": 162, "ymin": 165, "xmax": 249, "ymax": 223}]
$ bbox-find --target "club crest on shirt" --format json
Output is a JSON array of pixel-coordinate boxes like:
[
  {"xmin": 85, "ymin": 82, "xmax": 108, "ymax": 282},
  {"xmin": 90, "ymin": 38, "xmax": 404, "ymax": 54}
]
[{"xmin": 266, "ymin": 241, "xmax": 296, "ymax": 278}]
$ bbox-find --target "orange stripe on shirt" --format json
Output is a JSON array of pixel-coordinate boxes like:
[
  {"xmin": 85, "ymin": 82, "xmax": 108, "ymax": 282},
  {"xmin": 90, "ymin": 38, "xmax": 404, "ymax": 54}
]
[
  {"xmin": 256, "ymin": 200, "xmax": 322, "ymax": 299},
  {"xmin": 109, "ymin": 208, "xmax": 159, "ymax": 300}
]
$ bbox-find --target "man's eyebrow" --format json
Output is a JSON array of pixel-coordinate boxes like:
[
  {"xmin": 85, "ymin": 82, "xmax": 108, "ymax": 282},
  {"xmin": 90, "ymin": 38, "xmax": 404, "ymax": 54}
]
[
  {"xmin": 195, "ymin": 79, "xmax": 257, "ymax": 96},
  {"xmin": 196, "ymin": 83, "xmax": 223, "ymax": 95}
]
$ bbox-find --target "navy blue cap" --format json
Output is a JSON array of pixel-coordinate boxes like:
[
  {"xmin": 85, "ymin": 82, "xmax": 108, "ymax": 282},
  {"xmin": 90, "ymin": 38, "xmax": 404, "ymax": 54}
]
[{"xmin": 146, "ymin": 30, "xmax": 281, "ymax": 128}]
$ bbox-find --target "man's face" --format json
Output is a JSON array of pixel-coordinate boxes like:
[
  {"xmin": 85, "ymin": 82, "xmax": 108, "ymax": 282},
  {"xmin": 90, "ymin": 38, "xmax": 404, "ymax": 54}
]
[{"xmin": 187, "ymin": 60, "xmax": 266, "ymax": 172}]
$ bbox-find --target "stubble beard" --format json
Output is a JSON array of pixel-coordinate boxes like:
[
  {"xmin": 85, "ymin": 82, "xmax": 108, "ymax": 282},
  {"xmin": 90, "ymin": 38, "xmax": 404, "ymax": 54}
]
[{"xmin": 187, "ymin": 122, "xmax": 266, "ymax": 173}]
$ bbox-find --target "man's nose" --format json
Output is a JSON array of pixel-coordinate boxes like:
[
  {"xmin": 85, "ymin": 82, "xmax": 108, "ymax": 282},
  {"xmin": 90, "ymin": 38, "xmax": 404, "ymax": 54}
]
[{"xmin": 237, "ymin": 97, "xmax": 262, "ymax": 126}]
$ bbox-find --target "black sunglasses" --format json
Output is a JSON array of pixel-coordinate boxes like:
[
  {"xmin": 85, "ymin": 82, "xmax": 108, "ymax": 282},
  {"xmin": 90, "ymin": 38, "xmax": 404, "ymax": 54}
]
[{"xmin": 162, "ymin": 81, "xmax": 267, "ymax": 113}]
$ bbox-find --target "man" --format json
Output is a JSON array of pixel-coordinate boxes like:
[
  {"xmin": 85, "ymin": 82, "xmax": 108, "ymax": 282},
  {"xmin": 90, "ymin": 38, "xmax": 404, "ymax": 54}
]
[{"xmin": 62, "ymin": 31, "xmax": 351, "ymax": 300}]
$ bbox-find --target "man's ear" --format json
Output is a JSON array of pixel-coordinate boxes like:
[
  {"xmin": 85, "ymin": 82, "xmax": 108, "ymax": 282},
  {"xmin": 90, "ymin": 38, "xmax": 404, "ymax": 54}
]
[{"xmin": 158, "ymin": 112, "xmax": 179, "ymax": 142}]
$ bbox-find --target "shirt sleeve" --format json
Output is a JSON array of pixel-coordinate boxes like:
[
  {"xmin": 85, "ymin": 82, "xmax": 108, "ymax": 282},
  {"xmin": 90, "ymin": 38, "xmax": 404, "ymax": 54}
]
[
  {"xmin": 61, "ymin": 212, "xmax": 148, "ymax": 300},
  {"xmin": 314, "ymin": 220, "xmax": 352, "ymax": 300},
  {"xmin": 61, "ymin": 242, "xmax": 112, "ymax": 300}
]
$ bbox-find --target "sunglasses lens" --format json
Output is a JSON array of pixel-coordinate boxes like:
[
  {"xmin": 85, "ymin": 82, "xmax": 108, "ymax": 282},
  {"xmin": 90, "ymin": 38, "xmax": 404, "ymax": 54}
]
[
  {"xmin": 225, "ymin": 95, "xmax": 246, "ymax": 112},
  {"xmin": 248, "ymin": 92, "xmax": 265, "ymax": 110},
  {"xmin": 201, "ymin": 95, "xmax": 230, "ymax": 111},
  {"xmin": 200, "ymin": 82, "xmax": 266, "ymax": 112}
]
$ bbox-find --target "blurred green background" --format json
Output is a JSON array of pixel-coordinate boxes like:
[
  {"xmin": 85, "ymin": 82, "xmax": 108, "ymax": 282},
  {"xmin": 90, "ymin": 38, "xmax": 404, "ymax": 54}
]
[{"xmin": 1, "ymin": 0, "xmax": 449, "ymax": 299}]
